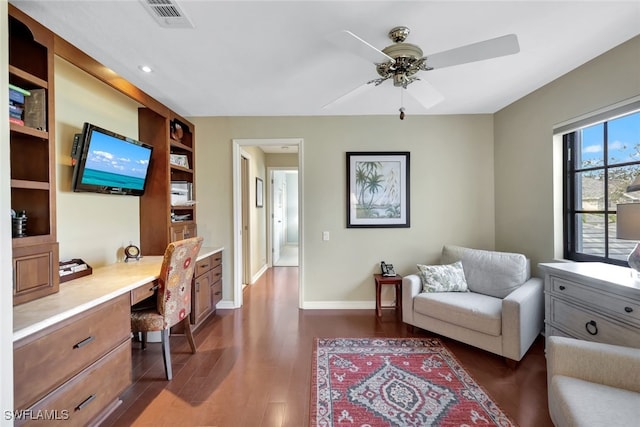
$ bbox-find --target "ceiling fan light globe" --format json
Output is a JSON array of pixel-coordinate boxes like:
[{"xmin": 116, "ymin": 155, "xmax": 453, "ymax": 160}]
[{"xmin": 382, "ymin": 43, "xmax": 423, "ymax": 60}]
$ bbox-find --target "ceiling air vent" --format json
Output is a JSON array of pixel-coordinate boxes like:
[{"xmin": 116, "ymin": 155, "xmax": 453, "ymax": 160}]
[{"xmin": 140, "ymin": 0, "xmax": 194, "ymax": 28}]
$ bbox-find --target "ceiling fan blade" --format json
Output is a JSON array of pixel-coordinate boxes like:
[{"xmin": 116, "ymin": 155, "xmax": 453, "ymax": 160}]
[
  {"xmin": 405, "ymin": 79, "xmax": 444, "ymax": 110},
  {"xmin": 326, "ymin": 30, "xmax": 394, "ymax": 64},
  {"xmin": 426, "ymin": 34, "xmax": 520, "ymax": 69},
  {"xmin": 321, "ymin": 82, "xmax": 373, "ymax": 110}
]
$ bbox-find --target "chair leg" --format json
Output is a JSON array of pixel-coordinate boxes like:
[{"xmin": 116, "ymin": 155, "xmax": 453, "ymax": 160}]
[
  {"xmin": 161, "ymin": 329, "xmax": 172, "ymax": 380},
  {"xmin": 141, "ymin": 331, "xmax": 147, "ymax": 350},
  {"xmin": 183, "ymin": 317, "xmax": 197, "ymax": 354}
]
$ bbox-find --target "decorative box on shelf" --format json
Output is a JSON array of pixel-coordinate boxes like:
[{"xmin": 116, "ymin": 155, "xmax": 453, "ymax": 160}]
[{"xmin": 59, "ymin": 258, "xmax": 92, "ymax": 283}]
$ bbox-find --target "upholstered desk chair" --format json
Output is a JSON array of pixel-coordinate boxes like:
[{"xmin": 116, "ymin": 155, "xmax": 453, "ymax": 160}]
[{"xmin": 131, "ymin": 236, "xmax": 204, "ymax": 380}]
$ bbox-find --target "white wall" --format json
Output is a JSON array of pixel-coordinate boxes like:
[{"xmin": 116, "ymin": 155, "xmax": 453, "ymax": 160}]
[
  {"xmin": 55, "ymin": 57, "xmax": 142, "ymax": 268},
  {"xmin": 494, "ymin": 35, "xmax": 640, "ymax": 273},
  {"xmin": 1, "ymin": 0, "xmax": 15, "ymax": 421},
  {"xmin": 193, "ymin": 115, "xmax": 495, "ymax": 307}
]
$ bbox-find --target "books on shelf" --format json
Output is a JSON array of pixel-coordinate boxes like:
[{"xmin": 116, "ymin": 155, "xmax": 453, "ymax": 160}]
[{"xmin": 8, "ymin": 84, "xmax": 46, "ymax": 130}]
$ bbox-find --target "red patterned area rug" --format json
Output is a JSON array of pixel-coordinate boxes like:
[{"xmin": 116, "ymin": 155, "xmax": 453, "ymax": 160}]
[{"xmin": 310, "ymin": 338, "xmax": 516, "ymax": 427}]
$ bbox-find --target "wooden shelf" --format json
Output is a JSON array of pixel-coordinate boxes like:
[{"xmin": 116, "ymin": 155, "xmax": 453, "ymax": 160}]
[
  {"xmin": 170, "ymin": 140, "xmax": 193, "ymax": 152},
  {"xmin": 11, "ymin": 179, "xmax": 50, "ymax": 190},
  {"xmin": 170, "ymin": 164, "xmax": 193, "ymax": 174},
  {"xmin": 9, "ymin": 64, "xmax": 48, "ymax": 89},
  {"xmin": 10, "ymin": 123, "xmax": 48, "ymax": 139}
]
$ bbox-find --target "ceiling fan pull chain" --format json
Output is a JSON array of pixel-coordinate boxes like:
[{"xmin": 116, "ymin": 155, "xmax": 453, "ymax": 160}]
[{"xmin": 399, "ymin": 89, "xmax": 406, "ymax": 120}]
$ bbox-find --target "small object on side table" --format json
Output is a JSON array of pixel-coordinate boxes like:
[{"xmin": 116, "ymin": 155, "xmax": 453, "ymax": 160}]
[{"xmin": 374, "ymin": 273, "xmax": 403, "ymax": 318}]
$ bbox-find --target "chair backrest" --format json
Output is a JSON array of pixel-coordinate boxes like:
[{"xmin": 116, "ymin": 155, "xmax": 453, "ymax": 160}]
[{"xmin": 157, "ymin": 236, "xmax": 204, "ymax": 328}]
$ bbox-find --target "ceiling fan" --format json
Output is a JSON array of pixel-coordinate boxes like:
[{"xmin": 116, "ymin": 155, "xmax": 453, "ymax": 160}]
[{"xmin": 325, "ymin": 26, "xmax": 520, "ymax": 118}]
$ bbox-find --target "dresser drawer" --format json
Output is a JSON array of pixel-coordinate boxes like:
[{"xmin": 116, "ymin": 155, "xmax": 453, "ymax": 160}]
[
  {"xmin": 551, "ymin": 276, "xmax": 640, "ymax": 325},
  {"xmin": 14, "ymin": 293, "xmax": 131, "ymax": 409},
  {"xmin": 18, "ymin": 340, "xmax": 131, "ymax": 427},
  {"xmin": 549, "ymin": 298, "xmax": 640, "ymax": 348}
]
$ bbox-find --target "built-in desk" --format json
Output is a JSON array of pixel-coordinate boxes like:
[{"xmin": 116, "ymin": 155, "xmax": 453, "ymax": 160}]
[{"xmin": 12, "ymin": 246, "xmax": 222, "ymax": 426}]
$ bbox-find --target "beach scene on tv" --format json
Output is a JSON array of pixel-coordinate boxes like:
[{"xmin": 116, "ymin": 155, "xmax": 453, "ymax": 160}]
[{"xmin": 81, "ymin": 130, "xmax": 151, "ymax": 190}]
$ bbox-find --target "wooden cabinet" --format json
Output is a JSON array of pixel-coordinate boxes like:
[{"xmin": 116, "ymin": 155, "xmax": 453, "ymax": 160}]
[
  {"xmin": 170, "ymin": 222, "xmax": 197, "ymax": 242},
  {"xmin": 12, "ymin": 242, "xmax": 59, "ymax": 305},
  {"xmin": 139, "ymin": 109, "xmax": 196, "ymax": 255},
  {"xmin": 192, "ymin": 250, "xmax": 223, "ymax": 326},
  {"xmin": 9, "ymin": 5, "xmax": 59, "ymax": 305},
  {"xmin": 541, "ymin": 262, "xmax": 640, "ymax": 349},
  {"xmin": 171, "ymin": 250, "xmax": 223, "ymax": 334},
  {"xmin": 13, "ymin": 293, "xmax": 131, "ymax": 425}
]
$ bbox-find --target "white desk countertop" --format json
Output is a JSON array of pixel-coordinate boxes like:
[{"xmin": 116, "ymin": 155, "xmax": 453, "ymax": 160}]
[{"xmin": 13, "ymin": 246, "xmax": 223, "ymax": 342}]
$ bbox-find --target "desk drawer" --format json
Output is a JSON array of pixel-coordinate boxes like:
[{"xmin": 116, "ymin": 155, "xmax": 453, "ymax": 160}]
[
  {"xmin": 549, "ymin": 298, "xmax": 640, "ymax": 348},
  {"xmin": 14, "ymin": 293, "xmax": 131, "ymax": 409},
  {"xmin": 19, "ymin": 340, "xmax": 131, "ymax": 427},
  {"xmin": 212, "ymin": 279, "xmax": 222, "ymax": 306},
  {"xmin": 551, "ymin": 276, "xmax": 640, "ymax": 325},
  {"xmin": 131, "ymin": 280, "xmax": 157, "ymax": 305},
  {"xmin": 195, "ymin": 254, "xmax": 213, "ymax": 277}
]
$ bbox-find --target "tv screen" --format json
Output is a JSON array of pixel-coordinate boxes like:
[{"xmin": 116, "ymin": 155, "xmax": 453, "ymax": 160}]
[{"xmin": 72, "ymin": 123, "xmax": 153, "ymax": 196}]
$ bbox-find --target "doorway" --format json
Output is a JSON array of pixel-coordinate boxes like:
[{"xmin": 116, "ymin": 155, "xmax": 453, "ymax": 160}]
[
  {"xmin": 271, "ymin": 169, "xmax": 299, "ymax": 267},
  {"xmin": 232, "ymin": 138, "xmax": 304, "ymax": 309}
]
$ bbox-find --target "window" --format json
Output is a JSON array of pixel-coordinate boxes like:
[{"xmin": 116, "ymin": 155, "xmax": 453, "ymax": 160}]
[{"xmin": 564, "ymin": 110, "xmax": 640, "ymax": 265}]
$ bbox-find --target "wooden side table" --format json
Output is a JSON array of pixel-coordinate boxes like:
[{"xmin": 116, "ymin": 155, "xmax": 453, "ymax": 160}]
[{"xmin": 374, "ymin": 273, "xmax": 403, "ymax": 318}]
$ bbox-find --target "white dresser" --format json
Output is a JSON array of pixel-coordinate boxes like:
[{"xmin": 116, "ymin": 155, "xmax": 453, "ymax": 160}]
[{"xmin": 539, "ymin": 262, "xmax": 640, "ymax": 349}]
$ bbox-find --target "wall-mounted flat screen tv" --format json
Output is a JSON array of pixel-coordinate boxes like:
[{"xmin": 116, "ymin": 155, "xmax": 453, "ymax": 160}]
[{"xmin": 71, "ymin": 122, "xmax": 153, "ymax": 196}]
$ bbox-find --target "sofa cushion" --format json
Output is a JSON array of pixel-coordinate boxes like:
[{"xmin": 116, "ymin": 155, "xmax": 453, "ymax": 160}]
[
  {"xmin": 441, "ymin": 245, "xmax": 530, "ymax": 298},
  {"xmin": 417, "ymin": 261, "xmax": 468, "ymax": 293},
  {"xmin": 550, "ymin": 375, "xmax": 640, "ymax": 427},
  {"xmin": 413, "ymin": 292, "xmax": 502, "ymax": 336}
]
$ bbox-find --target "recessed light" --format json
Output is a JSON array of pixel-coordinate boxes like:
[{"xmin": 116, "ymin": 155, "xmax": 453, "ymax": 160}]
[{"xmin": 139, "ymin": 65, "xmax": 153, "ymax": 73}]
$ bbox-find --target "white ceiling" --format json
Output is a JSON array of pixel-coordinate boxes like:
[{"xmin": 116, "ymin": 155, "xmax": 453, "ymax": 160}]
[{"xmin": 10, "ymin": 1, "xmax": 640, "ymax": 118}]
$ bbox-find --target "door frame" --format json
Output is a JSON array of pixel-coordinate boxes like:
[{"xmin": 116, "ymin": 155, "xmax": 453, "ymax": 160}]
[{"xmin": 232, "ymin": 138, "xmax": 304, "ymax": 309}]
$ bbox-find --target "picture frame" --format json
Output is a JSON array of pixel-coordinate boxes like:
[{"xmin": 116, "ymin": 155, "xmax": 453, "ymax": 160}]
[
  {"xmin": 346, "ymin": 151, "xmax": 410, "ymax": 228},
  {"xmin": 169, "ymin": 153, "xmax": 189, "ymax": 168},
  {"xmin": 256, "ymin": 177, "xmax": 264, "ymax": 208}
]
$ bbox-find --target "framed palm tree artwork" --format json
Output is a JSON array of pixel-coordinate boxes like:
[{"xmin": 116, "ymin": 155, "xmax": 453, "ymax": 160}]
[{"xmin": 346, "ymin": 151, "xmax": 410, "ymax": 228}]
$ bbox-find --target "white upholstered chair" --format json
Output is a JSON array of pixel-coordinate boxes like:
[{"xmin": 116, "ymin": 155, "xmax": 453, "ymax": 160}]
[{"xmin": 547, "ymin": 336, "xmax": 640, "ymax": 426}]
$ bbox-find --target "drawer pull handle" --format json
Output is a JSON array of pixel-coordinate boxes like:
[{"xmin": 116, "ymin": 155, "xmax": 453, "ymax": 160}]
[
  {"xmin": 559, "ymin": 285, "xmax": 566, "ymax": 291},
  {"xmin": 214, "ymin": 291, "xmax": 222, "ymax": 296},
  {"xmin": 73, "ymin": 336, "xmax": 95, "ymax": 349},
  {"xmin": 625, "ymin": 306, "xmax": 634, "ymax": 313},
  {"xmin": 585, "ymin": 320, "xmax": 598, "ymax": 336},
  {"xmin": 200, "ymin": 263, "xmax": 209, "ymax": 268},
  {"xmin": 75, "ymin": 394, "xmax": 96, "ymax": 411}
]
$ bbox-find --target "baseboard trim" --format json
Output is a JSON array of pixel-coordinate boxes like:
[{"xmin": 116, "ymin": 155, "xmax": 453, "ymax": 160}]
[
  {"xmin": 301, "ymin": 300, "xmax": 395, "ymax": 310},
  {"xmin": 251, "ymin": 264, "xmax": 268, "ymax": 284},
  {"xmin": 215, "ymin": 300, "xmax": 238, "ymax": 309}
]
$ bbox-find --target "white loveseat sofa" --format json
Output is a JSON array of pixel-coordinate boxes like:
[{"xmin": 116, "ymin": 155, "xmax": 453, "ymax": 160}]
[
  {"xmin": 402, "ymin": 245, "xmax": 544, "ymax": 362},
  {"xmin": 547, "ymin": 336, "xmax": 640, "ymax": 427}
]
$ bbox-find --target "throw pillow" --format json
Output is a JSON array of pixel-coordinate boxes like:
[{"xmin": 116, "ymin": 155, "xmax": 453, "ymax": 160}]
[{"xmin": 417, "ymin": 261, "xmax": 469, "ymax": 293}]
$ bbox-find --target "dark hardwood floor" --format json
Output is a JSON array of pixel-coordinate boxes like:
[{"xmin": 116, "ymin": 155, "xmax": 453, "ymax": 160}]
[{"xmin": 103, "ymin": 267, "xmax": 553, "ymax": 426}]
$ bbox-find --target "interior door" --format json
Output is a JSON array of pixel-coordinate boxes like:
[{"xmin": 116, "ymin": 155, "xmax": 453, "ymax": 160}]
[{"xmin": 272, "ymin": 171, "xmax": 285, "ymax": 264}]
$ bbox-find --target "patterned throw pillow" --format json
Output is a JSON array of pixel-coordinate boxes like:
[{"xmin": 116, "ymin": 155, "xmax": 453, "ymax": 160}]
[{"xmin": 417, "ymin": 261, "xmax": 469, "ymax": 293}]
